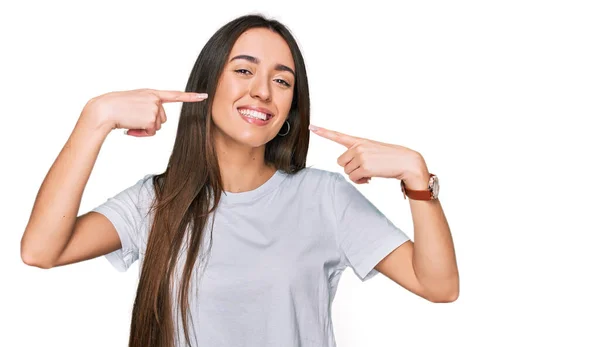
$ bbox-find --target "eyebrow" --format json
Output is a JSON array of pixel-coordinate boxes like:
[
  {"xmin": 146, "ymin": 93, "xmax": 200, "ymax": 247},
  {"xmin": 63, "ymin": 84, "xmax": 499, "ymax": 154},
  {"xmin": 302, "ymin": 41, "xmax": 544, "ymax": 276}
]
[{"xmin": 229, "ymin": 54, "xmax": 295, "ymax": 77}]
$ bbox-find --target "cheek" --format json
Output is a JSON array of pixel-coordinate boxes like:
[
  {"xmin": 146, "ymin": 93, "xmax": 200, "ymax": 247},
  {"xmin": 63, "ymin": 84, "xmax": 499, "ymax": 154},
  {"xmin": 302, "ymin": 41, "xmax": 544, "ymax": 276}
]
[
  {"xmin": 276, "ymin": 91, "xmax": 294, "ymax": 114},
  {"xmin": 214, "ymin": 74, "xmax": 246, "ymax": 106}
]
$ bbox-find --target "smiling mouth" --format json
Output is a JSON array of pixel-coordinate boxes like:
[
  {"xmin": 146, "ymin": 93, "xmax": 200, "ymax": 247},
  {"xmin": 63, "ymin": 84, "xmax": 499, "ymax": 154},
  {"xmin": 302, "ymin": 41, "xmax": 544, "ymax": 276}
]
[{"xmin": 237, "ymin": 107, "xmax": 273, "ymax": 121}]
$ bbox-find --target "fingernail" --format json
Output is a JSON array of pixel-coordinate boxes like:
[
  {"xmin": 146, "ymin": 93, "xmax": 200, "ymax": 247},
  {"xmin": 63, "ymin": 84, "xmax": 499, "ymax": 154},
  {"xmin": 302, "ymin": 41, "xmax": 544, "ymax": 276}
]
[
  {"xmin": 197, "ymin": 93, "xmax": 208, "ymax": 99},
  {"xmin": 309, "ymin": 124, "xmax": 319, "ymax": 132}
]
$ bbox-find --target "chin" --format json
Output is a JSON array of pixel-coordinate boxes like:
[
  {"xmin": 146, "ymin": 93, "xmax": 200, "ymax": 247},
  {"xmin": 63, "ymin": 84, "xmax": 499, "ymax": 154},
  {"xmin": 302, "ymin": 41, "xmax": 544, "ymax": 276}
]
[
  {"xmin": 228, "ymin": 131, "xmax": 274, "ymax": 148},
  {"xmin": 245, "ymin": 136, "xmax": 276, "ymax": 148}
]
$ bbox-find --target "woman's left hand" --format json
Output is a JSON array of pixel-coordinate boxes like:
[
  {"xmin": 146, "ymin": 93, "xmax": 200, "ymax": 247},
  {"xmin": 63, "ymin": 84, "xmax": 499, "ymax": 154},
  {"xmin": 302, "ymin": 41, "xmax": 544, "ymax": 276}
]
[{"xmin": 309, "ymin": 124, "xmax": 430, "ymax": 189}]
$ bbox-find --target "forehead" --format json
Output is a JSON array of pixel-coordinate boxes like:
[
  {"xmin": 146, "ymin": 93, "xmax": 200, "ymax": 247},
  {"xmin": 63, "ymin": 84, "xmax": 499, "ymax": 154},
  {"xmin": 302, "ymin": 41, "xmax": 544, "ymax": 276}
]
[{"xmin": 229, "ymin": 28, "xmax": 295, "ymax": 70}]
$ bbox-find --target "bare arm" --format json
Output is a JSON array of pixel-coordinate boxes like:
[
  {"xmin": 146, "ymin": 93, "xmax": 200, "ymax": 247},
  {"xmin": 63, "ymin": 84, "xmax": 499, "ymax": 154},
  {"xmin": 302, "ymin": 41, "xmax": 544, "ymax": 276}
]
[
  {"xmin": 20, "ymin": 111, "xmax": 114, "ymax": 268},
  {"xmin": 307, "ymin": 125, "xmax": 459, "ymax": 302},
  {"xmin": 408, "ymin": 197, "xmax": 458, "ymax": 299},
  {"xmin": 52, "ymin": 211, "xmax": 122, "ymax": 268},
  {"xmin": 375, "ymin": 197, "xmax": 459, "ymax": 303},
  {"xmin": 20, "ymin": 89, "xmax": 207, "ymax": 269}
]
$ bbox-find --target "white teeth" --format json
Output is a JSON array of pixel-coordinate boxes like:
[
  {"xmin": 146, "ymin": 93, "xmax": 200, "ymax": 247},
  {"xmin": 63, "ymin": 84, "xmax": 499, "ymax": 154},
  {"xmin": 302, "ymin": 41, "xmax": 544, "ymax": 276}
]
[{"xmin": 239, "ymin": 108, "xmax": 268, "ymax": 121}]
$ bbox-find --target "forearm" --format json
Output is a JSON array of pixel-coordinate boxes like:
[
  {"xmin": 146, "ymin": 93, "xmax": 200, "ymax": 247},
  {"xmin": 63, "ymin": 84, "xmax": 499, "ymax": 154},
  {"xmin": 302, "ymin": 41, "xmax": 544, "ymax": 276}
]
[
  {"xmin": 409, "ymin": 197, "xmax": 459, "ymax": 300},
  {"xmin": 21, "ymin": 111, "xmax": 112, "ymax": 267}
]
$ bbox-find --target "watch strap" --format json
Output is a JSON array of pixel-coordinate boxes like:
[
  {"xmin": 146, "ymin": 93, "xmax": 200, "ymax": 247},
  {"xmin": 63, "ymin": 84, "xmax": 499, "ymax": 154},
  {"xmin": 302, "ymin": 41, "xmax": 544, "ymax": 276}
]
[{"xmin": 401, "ymin": 174, "xmax": 435, "ymax": 200}]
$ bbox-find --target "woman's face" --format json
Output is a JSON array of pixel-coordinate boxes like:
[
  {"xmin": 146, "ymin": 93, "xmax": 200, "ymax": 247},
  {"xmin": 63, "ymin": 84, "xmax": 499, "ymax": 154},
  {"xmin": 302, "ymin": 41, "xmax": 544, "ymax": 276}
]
[{"xmin": 211, "ymin": 28, "xmax": 296, "ymax": 149}]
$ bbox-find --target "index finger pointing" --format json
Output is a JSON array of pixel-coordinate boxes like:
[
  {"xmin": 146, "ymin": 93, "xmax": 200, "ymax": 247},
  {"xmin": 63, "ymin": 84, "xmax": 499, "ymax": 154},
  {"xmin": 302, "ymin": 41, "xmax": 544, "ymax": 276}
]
[
  {"xmin": 154, "ymin": 90, "xmax": 208, "ymax": 103},
  {"xmin": 309, "ymin": 125, "xmax": 359, "ymax": 148}
]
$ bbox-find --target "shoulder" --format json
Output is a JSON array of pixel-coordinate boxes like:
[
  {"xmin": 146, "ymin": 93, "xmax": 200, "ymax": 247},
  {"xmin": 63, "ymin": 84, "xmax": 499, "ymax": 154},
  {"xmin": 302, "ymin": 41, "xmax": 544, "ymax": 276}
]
[
  {"xmin": 293, "ymin": 167, "xmax": 367, "ymax": 203},
  {"xmin": 289, "ymin": 166, "xmax": 343, "ymax": 181},
  {"xmin": 130, "ymin": 174, "xmax": 157, "ymax": 198},
  {"xmin": 106, "ymin": 173, "xmax": 157, "ymax": 208},
  {"xmin": 282, "ymin": 167, "xmax": 354, "ymax": 203},
  {"xmin": 285, "ymin": 166, "xmax": 344, "ymax": 188},
  {"xmin": 91, "ymin": 173, "xmax": 159, "ymax": 227}
]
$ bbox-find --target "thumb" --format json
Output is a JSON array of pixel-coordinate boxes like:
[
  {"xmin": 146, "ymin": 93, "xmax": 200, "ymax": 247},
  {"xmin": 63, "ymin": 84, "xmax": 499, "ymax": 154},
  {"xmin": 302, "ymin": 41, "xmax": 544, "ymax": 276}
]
[{"xmin": 124, "ymin": 129, "xmax": 154, "ymax": 137}]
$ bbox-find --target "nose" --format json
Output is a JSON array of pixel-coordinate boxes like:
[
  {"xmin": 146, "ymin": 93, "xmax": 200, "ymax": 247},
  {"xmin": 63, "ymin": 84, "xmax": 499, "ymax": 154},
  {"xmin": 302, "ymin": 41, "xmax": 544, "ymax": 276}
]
[{"xmin": 249, "ymin": 72, "xmax": 272, "ymax": 102}]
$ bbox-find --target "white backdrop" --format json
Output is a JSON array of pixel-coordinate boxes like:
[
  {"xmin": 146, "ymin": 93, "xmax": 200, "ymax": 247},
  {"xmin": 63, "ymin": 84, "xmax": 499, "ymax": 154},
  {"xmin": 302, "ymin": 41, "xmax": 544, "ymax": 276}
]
[{"xmin": 1, "ymin": 1, "xmax": 598, "ymax": 346}]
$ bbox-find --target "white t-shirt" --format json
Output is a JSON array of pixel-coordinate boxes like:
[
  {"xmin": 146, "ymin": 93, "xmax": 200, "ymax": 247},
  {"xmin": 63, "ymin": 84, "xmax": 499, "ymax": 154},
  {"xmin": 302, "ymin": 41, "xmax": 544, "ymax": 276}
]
[{"xmin": 92, "ymin": 167, "xmax": 410, "ymax": 346}]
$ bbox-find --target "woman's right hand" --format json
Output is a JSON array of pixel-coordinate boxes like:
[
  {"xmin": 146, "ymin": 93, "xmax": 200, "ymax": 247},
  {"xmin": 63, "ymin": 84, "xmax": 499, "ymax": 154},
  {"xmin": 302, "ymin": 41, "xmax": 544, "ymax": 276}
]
[{"xmin": 82, "ymin": 88, "xmax": 208, "ymax": 137}]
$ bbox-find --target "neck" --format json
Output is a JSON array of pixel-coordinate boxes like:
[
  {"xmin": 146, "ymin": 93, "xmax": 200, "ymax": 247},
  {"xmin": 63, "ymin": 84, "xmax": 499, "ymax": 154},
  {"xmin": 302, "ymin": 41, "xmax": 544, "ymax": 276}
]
[{"xmin": 214, "ymin": 136, "xmax": 276, "ymax": 193}]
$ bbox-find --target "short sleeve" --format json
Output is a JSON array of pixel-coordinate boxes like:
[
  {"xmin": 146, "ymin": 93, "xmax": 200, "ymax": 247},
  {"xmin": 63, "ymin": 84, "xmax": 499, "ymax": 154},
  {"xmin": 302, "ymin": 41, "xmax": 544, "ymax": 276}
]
[
  {"xmin": 331, "ymin": 173, "xmax": 411, "ymax": 281},
  {"xmin": 91, "ymin": 174, "xmax": 155, "ymax": 272}
]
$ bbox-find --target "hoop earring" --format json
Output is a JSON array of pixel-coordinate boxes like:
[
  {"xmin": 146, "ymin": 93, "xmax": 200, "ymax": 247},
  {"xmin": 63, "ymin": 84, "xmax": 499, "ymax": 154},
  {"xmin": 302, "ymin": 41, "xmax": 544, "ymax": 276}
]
[{"xmin": 277, "ymin": 120, "xmax": 290, "ymax": 136}]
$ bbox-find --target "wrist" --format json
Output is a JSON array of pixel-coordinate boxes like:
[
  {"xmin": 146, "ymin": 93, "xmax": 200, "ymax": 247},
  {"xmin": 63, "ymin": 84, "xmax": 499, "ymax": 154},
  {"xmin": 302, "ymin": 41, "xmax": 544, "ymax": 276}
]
[
  {"xmin": 78, "ymin": 113, "xmax": 113, "ymax": 139},
  {"xmin": 402, "ymin": 156, "xmax": 430, "ymax": 190},
  {"xmin": 80, "ymin": 99, "xmax": 114, "ymax": 134},
  {"xmin": 402, "ymin": 172, "xmax": 430, "ymax": 190}
]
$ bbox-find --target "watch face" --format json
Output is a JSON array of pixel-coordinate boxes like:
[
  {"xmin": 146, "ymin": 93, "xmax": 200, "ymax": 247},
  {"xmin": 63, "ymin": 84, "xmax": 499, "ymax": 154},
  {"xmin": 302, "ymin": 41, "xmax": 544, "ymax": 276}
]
[{"xmin": 429, "ymin": 175, "xmax": 440, "ymax": 198}]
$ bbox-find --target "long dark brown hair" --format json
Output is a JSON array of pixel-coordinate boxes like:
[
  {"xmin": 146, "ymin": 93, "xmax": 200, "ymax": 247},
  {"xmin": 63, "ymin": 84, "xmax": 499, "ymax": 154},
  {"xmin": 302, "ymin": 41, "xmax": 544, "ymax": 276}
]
[{"xmin": 128, "ymin": 14, "xmax": 310, "ymax": 347}]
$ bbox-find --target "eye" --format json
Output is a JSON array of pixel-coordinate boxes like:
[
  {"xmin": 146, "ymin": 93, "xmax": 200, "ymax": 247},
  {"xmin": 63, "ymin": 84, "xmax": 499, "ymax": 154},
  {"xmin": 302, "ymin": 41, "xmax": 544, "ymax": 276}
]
[
  {"xmin": 235, "ymin": 69, "xmax": 252, "ymax": 75},
  {"xmin": 274, "ymin": 79, "xmax": 291, "ymax": 87}
]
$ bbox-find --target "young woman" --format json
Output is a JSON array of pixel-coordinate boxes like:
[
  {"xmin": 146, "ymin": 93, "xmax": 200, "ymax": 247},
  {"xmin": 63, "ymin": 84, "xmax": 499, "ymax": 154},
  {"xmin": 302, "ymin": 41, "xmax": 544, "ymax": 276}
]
[{"xmin": 21, "ymin": 14, "xmax": 458, "ymax": 347}]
